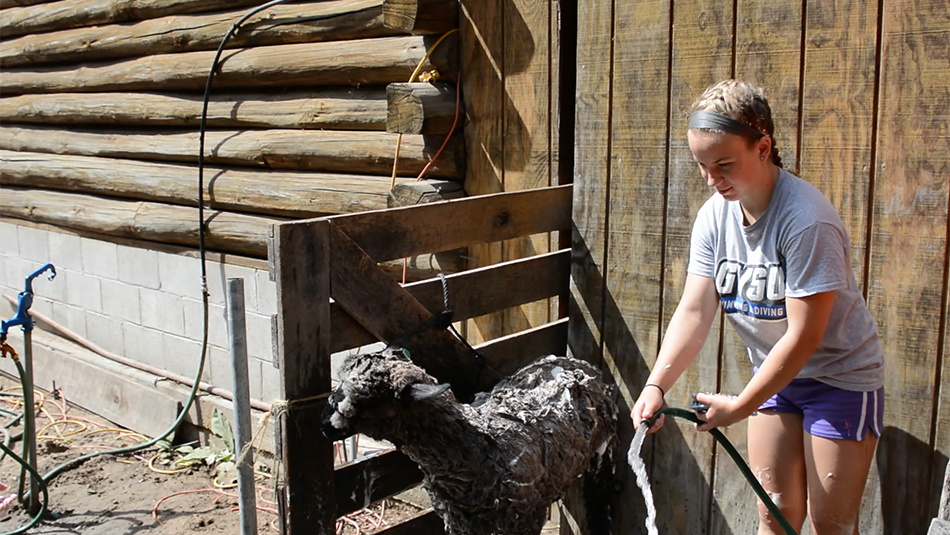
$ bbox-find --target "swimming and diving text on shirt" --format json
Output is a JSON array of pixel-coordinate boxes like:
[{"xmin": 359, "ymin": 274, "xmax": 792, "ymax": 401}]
[{"xmin": 715, "ymin": 259, "xmax": 787, "ymax": 320}]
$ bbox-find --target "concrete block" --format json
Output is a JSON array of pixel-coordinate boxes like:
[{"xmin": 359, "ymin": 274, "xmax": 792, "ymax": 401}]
[
  {"xmin": 255, "ymin": 271, "xmax": 278, "ymax": 316},
  {"xmin": 65, "ymin": 271, "xmax": 102, "ymax": 314},
  {"xmin": 930, "ymin": 519, "xmax": 950, "ymax": 535},
  {"xmin": 117, "ymin": 246, "xmax": 160, "ymax": 290},
  {"xmin": 86, "ymin": 312, "xmax": 125, "ymax": 356},
  {"xmin": 50, "ymin": 301, "xmax": 88, "ymax": 340},
  {"xmin": 158, "ymin": 252, "xmax": 201, "ymax": 298},
  {"xmin": 203, "ymin": 261, "xmax": 227, "ymax": 307},
  {"xmin": 139, "ymin": 287, "xmax": 185, "ymax": 336},
  {"xmin": 101, "ymin": 278, "xmax": 141, "ymax": 324},
  {"xmin": 48, "ymin": 232, "xmax": 83, "ymax": 272},
  {"xmin": 1, "ymin": 255, "xmax": 29, "ymax": 291},
  {"xmin": 0, "ymin": 222, "xmax": 19, "ymax": 257},
  {"xmin": 80, "ymin": 237, "xmax": 119, "ymax": 280},
  {"xmin": 121, "ymin": 323, "xmax": 164, "ymax": 368},
  {"xmin": 28, "ymin": 296, "xmax": 54, "ymax": 320},
  {"xmin": 259, "ymin": 358, "xmax": 281, "ymax": 404},
  {"xmin": 206, "ymin": 345, "xmax": 233, "ymax": 387},
  {"xmin": 17, "ymin": 226, "xmax": 49, "ymax": 264},
  {"xmin": 245, "ymin": 312, "xmax": 274, "ymax": 363},
  {"xmin": 245, "ymin": 357, "xmax": 264, "ymax": 404},
  {"xmin": 32, "ymin": 267, "xmax": 67, "ymax": 304},
  {"xmin": 161, "ymin": 333, "xmax": 205, "ymax": 381}
]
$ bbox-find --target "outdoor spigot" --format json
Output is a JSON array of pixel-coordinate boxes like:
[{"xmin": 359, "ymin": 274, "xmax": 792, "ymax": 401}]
[{"xmin": 0, "ymin": 263, "xmax": 56, "ymax": 338}]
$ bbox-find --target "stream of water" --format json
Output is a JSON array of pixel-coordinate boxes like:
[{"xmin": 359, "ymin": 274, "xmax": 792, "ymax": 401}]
[{"xmin": 627, "ymin": 424, "xmax": 659, "ymax": 535}]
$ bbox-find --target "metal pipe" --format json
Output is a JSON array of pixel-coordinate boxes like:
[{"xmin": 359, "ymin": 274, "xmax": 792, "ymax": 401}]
[
  {"xmin": 22, "ymin": 330, "xmax": 39, "ymax": 515},
  {"xmin": 2, "ymin": 294, "xmax": 271, "ymax": 412},
  {"xmin": 227, "ymin": 279, "xmax": 258, "ymax": 535}
]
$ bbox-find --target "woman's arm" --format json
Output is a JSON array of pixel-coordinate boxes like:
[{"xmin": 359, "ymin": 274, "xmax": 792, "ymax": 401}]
[
  {"xmin": 695, "ymin": 289, "xmax": 836, "ymax": 431},
  {"xmin": 631, "ymin": 273, "xmax": 719, "ymax": 431}
]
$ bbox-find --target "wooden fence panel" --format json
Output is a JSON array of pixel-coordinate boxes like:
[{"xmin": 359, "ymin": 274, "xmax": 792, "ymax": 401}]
[
  {"xmin": 602, "ymin": 2, "xmax": 671, "ymax": 534},
  {"xmin": 659, "ymin": 1, "xmax": 735, "ymax": 533},
  {"xmin": 867, "ymin": 0, "xmax": 950, "ymax": 533}
]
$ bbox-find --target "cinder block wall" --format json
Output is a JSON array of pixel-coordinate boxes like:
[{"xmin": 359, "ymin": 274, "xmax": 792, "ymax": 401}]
[{"xmin": 0, "ymin": 220, "xmax": 280, "ymax": 404}]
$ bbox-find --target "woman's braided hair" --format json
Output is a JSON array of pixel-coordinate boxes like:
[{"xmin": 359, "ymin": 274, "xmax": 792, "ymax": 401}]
[{"xmin": 689, "ymin": 79, "xmax": 783, "ymax": 168}]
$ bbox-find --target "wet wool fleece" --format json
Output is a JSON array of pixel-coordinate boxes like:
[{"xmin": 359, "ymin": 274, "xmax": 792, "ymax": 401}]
[{"xmin": 322, "ymin": 349, "xmax": 619, "ymax": 535}]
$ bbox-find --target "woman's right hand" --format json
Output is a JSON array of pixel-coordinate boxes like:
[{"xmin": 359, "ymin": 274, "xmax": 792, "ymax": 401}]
[{"xmin": 631, "ymin": 384, "xmax": 666, "ymax": 433}]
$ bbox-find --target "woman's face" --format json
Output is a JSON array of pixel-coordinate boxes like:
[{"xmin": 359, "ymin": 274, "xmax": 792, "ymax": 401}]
[{"xmin": 687, "ymin": 129, "xmax": 770, "ymax": 202}]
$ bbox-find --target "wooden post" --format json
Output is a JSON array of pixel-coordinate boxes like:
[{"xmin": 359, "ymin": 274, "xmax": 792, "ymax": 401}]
[
  {"xmin": 271, "ymin": 220, "xmax": 336, "ymax": 534},
  {"xmin": 386, "ymin": 83, "xmax": 460, "ymax": 135}
]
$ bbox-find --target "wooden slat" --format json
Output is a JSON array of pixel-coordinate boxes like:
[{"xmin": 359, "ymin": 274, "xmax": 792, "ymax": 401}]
[
  {"xmin": 799, "ymin": 0, "xmax": 878, "ymax": 292},
  {"xmin": 0, "ymin": 90, "xmax": 388, "ymax": 131},
  {"xmin": 0, "ymin": 0, "xmax": 266, "ymax": 39},
  {"xmin": 498, "ymin": 0, "xmax": 556, "ymax": 338},
  {"xmin": 459, "ymin": 0, "xmax": 505, "ymax": 344},
  {"xmin": 0, "ymin": 1, "xmax": 395, "ymax": 68},
  {"xmin": 0, "ymin": 126, "xmax": 462, "ymax": 179},
  {"xmin": 712, "ymin": 3, "xmax": 805, "ymax": 533},
  {"xmin": 870, "ymin": 0, "xmax": 950, "ymax": 532},
  {"xmin": 476, "ymin": 317, "xmax": 569, "ymax": 377},
  {"xmin": 567, "ymin": 0, "xmax": 615, "ymax": 531},
  {"xmin": 387, "ymin": 83, "xmax": 460, "ymax": 135},
  {"xmin": 603, "ymin": 1, "xmax": 671, "ymax": 534},
  {"xmin": 375, "ymin": 509, "xmax": 445, "ymax": 534},
  {"xmin": 327, "ymin": 225, "xmax": 503, "ymax": 401},
  {"xmin": 0, "ymin": 35, "xmax": 457, "ymax": 95},
  {"xmin": 0, "ymin": 0, "xmax": 55, "ymax": 9},
  {"xmin": 0, "ymin": 187, "xmax": 278, "ymax": 258},
  {"xmin": 0, "ymin": 150, "xmax": 409, "ymax": 218},
  {"xmin": 272, "ymin": 219, "xmax": 336, "ymax": 534},
  {"xmin": 330, "ymin": 250, "xmax": 571, "ymax": 353},
  {"xmin": 657, "ymin": 1, "xmax": 734, "ymax": 533},
  {"xmin": 325, "ymin": 184, "xmax": 572, "ymax": 263},
  {"xmin": 334, "ymin": 449, "xmax": 423, "ymax": 517}
]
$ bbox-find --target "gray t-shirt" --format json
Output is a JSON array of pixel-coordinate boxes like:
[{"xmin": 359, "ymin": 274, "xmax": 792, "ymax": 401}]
[{"xmin": 688, "ymin": 168, "xmax": 885, "ymax": 391}]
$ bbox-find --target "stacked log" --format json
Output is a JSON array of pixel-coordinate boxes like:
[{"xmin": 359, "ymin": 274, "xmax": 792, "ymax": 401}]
[{"xmin": 0, "ymin": 0, "xmax": 463, "ymax": 274}]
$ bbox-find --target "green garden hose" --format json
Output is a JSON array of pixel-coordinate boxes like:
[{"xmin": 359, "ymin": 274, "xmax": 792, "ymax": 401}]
[{"xmin": 654, "ymin": 407, "xmax": 799, "ymax": 535}]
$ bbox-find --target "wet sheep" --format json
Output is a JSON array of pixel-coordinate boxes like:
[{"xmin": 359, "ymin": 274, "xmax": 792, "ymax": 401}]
[{"xmin": 322, "ymin": 348, "xmax": 618, "ymax": 535}]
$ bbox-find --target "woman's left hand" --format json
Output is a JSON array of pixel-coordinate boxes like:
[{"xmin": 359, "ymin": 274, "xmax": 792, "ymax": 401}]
[{"xmin": 693, "ymin": 392, "xmax": 749, "ymax": 432}]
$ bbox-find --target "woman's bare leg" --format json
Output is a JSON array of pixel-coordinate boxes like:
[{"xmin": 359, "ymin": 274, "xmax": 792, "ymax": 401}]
[
  {"xmin": 747, "ymin": 410, "xmax": 808, "ymax": 535},
  {"xmin": 803, "ymin": 432, "xmax": 877, "ymax": 534}
]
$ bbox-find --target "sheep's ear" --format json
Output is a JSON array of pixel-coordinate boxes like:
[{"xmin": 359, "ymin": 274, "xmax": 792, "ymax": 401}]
[{"xmin": 402, "ymin": 383, "xmax": 450, "ymax": 401}]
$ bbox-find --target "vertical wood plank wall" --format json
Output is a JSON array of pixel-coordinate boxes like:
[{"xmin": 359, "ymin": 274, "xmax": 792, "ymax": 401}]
[
  {"xmin": 460, "ymin": 0, "xmax": 562, "ymax": 343},
  {"xmin": 570, "ymin": 0, "xmax": 950, "ymax": 533}
]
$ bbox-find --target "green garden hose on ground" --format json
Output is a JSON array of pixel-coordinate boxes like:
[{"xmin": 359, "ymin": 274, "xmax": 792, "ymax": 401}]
[{"xmin": 653, "ymin": 407, "xmax": 799, "ymax": 535}]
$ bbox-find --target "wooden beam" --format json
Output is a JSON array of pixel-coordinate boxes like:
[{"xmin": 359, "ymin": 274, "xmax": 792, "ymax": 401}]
[
  {"xmin": 383, "ymin": 0, "xmax": 458, "ymax": 34},
  {"xmin": 387, "ymin": 180, "xmax": 465, "ymax": 208},
  {"xmin": 0, "ymin": 90, "xmax": 388, "ymax": 131},
  {"xmin": 272, "ymin": 219, "xmax": 336, "ymax": 534},
  {"xmin": 0, "ymin": 0, "xmax": 278, "ymax": 39},
  {"xmin": 0, "ymin": 150, "xmax": 410, "ymax": 218},
  {"xmin": 0, "ymin": 187, "xmax": 279, "ymax": 258},
  {"xmin": 334, "ymin": 449, "xmax": 423, "ymax": 517},
  {"xmin": 387, "ymin": 83, "xmax": 461, "ymax": 134},
  {"xmin": 475, "ymin": 317, "xmax": 569, "ymax": 377},
  {"xmin": 0, "ymin": 126, "xmax": 463, "ymax": 179},
  {"xmin": 325, "ymin": 184, "xmax": 573, "ymax": 263},
  {"xmin": 0, "ymin": 35, "xmax": 458, "ymax": 95},
  {"xmin": 0, "ymin": 0, "xmax": 55, "ymax": 9},
  {"xmin": 329, "ymin": 250, "xmax": 570, "ymax": 353},
  {"xmin": 0, "ymin": 1, "xmax": 399, "ymax": 68},
  {"xmin": 327, "ymin": 224, "xmax": 502, "ymax": 401}
]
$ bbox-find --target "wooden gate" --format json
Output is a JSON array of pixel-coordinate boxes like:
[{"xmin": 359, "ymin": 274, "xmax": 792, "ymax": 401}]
[{"xmin": 270, "ymin": 185, "xmax": 572, "ymax": 534}]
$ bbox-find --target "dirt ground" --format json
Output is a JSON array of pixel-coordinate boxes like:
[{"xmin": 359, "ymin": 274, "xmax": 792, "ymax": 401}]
[{"xmin": 0, "ymin": 376, "xmax": 425, "ymax": 534}]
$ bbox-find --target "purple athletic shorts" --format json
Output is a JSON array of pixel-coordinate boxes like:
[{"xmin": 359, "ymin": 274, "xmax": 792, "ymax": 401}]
[{"xmin": 757, "ymin": 376, "xmax": 884, "ymax": 441}]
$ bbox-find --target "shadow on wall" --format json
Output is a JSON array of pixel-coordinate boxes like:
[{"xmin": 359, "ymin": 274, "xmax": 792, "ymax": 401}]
[
  {"xmin": 568, "ymin": 227, "xmax": 733, "ymax": 535},
  {"xmin": 875, "ymin": 425, "xmax": 947, "ymax": 534}
]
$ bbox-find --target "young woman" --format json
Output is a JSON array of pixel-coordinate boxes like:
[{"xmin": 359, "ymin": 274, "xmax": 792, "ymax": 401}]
[{"xmin": 630, "ymin": 80, "xmax": 885, "ymax": 535}]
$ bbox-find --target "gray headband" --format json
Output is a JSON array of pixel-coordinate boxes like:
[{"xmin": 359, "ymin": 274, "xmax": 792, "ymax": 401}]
[{"xmin": 688, "ymin": 111, "xmax": 764, "ymax": 139}]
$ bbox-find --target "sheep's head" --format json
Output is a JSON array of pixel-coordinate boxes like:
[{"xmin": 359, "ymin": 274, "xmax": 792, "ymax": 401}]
[{"xmin": 321, "ymin": 347, "xmax": 451, "ymax": 442}]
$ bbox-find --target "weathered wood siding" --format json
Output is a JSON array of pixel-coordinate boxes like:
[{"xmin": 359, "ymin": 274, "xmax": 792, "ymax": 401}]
[{"xmin": 572, "ymin": 0, "xmax": 950, "ymax": 533}]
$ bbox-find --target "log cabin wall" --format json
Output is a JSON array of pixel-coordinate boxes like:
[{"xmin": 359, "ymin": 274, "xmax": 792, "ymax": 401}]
[
  {"xmin": 0, "ymin": 0, "xmax": 467, "ymax": 427},
  {"xmin": 569, "ymin": 0, "xmax": 950, "ymax": 534}
]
